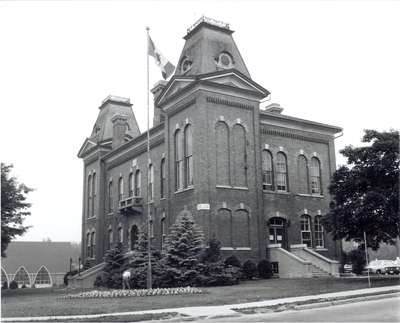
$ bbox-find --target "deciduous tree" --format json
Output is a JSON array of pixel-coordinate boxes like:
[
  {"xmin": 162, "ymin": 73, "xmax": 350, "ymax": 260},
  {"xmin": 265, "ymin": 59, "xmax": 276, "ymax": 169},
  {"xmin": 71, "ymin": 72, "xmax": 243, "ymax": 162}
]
[
  {"xmin": 1, "ymin": 163, "xmax": 32, "ymax": 257},
  {"xmin": 324, "ymin": 129, "xmax": 399, "ymax": 250}
]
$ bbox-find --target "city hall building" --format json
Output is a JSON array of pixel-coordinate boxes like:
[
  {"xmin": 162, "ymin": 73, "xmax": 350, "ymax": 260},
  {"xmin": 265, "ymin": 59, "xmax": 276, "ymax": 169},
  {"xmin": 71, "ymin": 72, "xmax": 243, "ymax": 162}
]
[{"xmin": 78, "ymin": 17, "xmax": 342, "ymax": 279}]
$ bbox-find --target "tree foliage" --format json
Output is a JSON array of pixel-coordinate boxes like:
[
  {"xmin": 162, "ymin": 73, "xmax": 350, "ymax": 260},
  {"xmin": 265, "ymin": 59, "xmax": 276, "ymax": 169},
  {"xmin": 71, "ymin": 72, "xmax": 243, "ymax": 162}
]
[
  {"xmin": 323, "ymin": 129, "xmax": 399, "ymax": 250},
  {"xmin": 1, "ymin": 163, "xmax": 32, "ymax": 257},
  {"xmin": 96, "ymin": 243, "xmax": 126, "ymax": 289}
]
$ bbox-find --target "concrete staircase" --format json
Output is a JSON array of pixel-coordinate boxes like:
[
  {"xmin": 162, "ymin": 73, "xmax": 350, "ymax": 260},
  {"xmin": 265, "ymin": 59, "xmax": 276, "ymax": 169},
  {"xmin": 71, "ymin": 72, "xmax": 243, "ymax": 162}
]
[
  {"xmin": 310, "ymin": 264, "xmax": 331, "ymax": 277},
  {"xmin": 68, "ymin": 262, "xmax": 105, "ymax": 289}
]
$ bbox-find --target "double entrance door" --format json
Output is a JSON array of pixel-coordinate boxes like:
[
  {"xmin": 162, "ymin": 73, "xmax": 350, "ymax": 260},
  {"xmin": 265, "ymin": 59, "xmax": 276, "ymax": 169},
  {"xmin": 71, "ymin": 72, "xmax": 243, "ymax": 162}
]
[{"xmin": 268, "ymin": 217, "xmax": 287, "ymax": 249}]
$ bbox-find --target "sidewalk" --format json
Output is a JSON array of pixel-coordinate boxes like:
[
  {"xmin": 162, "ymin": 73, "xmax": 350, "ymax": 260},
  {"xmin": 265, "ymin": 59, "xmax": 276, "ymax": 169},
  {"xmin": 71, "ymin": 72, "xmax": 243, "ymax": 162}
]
[{"xmin": 3, "ymin": 285, "xmax": 400, "ymax": 322}]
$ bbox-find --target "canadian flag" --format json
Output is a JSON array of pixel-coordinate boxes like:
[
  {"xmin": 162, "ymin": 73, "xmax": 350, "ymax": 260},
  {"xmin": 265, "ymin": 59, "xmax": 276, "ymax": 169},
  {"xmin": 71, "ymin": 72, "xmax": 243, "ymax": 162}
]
[{"xmin": 148, "ymin": 35, "xmax": 175, "ymax": 80}]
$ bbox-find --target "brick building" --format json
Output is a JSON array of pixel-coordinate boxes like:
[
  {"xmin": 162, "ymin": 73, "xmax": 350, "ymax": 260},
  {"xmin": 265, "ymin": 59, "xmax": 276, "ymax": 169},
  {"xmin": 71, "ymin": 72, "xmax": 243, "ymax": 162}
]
[{"xmin": 78, "ymin": 17, "xmax": 342, "ymax": 278}]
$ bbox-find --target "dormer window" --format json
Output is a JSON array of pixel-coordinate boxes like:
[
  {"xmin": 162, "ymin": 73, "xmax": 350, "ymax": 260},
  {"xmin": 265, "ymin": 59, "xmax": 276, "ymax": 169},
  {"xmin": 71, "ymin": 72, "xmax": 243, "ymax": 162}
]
[
  {"xmin": 216, "ymin": 52, "xmax": 234, "ymax": 69},
  {"xmin": 181, "ymin": 57, "xmax": 192, "ymax": 74}
]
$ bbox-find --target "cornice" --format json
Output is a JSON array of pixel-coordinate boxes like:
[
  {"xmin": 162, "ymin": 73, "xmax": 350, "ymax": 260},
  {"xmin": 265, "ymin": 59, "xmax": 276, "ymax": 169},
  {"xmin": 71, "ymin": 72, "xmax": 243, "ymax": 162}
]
[
  {"xmin": 206, "ymin": 96, "xmax": 254, "ymax": 110},
  {"xmin": 260, "ymin": 126, "xmax": 330, "ymax": 144}
]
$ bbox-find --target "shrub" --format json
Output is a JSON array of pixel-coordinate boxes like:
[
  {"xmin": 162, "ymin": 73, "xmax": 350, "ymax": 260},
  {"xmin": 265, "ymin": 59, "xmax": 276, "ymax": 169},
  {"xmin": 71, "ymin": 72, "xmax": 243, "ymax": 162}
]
[
  {"xmin": 200, "ymin": 238, "xmax": 222, "ymax": 263},
  {"xmin": 2, "ymin": 281, "xmax": 8, "ymax": 289},
  {"xmin": 64, "ymin": 269, "xmax": 78, "ymax": 286},
  {"xmin": 242, "ymin": 260, "xmax": 257, "ymax": 280},
  {"xmin": 197, "ymin": 261, "xmax": 240, "ymax": 286},
  {"xmin": 9, "ymin": 280, "xmax": 18, "ymax": 289},
  {"xmin": 257, "ymin": 259, "xmax": 272, "ymax": 279},
  {"xmin": 349, "ymin": 248, "xmax": 366, "ymax": 275},
  {"xmin": 21, "ymin": 284, "xmax": 27, "ymax": 289},
  {"xmin": 224, "ymin": 255, "xmax": 241, "ymax": 268}
]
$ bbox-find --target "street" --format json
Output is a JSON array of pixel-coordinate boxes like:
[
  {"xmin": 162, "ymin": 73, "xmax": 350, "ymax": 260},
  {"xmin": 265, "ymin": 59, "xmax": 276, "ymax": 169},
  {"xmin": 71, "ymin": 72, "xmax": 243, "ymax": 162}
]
[{"xmin": 200, "ymin": 296, "xmax": 400, "ymax": 322}]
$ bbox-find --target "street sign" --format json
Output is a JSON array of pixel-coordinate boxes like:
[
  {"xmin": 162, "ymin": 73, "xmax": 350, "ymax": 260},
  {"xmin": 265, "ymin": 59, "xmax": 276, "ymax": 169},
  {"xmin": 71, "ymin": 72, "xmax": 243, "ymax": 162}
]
[{"xmin": 197, "ymin": 203, "xmax": 210, "ymax": 210}]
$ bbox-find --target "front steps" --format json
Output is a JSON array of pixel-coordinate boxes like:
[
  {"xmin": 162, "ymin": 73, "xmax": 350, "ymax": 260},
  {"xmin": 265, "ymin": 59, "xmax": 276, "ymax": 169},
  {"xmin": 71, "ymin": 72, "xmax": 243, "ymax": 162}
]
[{"xmin": 268, "ymin": 244, "xmax": 340, "ymax": 278}]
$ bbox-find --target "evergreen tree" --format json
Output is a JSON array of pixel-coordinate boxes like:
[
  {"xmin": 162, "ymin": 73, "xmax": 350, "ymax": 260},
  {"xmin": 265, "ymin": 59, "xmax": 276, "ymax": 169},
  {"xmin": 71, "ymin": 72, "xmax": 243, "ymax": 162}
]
[
  {"xmin": 97, "ymin": 242, "xmax": 126, "ymax": 289},
  {"xmin": 161, "ymin": 213, "xmax": 205, "ymax": 287},
  {"xmin": 128, "ymin": 225, "xmax": 163, "ymax": 288}
]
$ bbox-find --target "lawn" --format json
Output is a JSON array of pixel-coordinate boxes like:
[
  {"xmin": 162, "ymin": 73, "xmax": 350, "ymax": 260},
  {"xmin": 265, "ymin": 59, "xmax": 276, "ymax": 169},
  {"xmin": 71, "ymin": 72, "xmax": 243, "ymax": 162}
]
[{"xmin": 1, "ymin": 276, "xmax": 399, "ymax": 318}]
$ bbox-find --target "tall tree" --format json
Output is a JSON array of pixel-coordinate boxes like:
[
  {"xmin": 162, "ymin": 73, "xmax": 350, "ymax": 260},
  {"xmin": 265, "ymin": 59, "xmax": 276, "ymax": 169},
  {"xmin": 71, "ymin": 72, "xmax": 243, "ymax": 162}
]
[
  {"xmin": 1, "ymin": 163, "xmax": 32, "ymax": 257},
  {"xmin": 323, "ymin": 129, "xmax": 399, "ymax": 250}
]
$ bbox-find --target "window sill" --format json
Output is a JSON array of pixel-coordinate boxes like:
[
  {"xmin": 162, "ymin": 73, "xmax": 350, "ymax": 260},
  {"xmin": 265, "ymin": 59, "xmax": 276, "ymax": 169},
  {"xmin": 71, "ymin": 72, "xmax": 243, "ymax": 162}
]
[
  {"xmin": 216, "ymin": 185, "xmax": 249, "ymax": 191},
  {"xmin": 297, "ymin": 193, "xmax": 324, "ymax": 198},
  {"xmin": 315, "ymin": 247, "xmax": 328, "ymax": 251},
  {"xmin": 174, "ymin": 186, "xmax": 194, "ymax": 195},
  {"xmin": 87, "ymin": 216, "xmax": 97, "ymax": 220},
  {"xmin": 107, "ymin": 212, "xmax": 114, "ymax": 216},
  {"xmin": 160, "ymin": 197, "xmax": 166, "ymax": 201},
  {"xmin": 220, "ymin": 247, "xmax": 252, "ymax": 251}
]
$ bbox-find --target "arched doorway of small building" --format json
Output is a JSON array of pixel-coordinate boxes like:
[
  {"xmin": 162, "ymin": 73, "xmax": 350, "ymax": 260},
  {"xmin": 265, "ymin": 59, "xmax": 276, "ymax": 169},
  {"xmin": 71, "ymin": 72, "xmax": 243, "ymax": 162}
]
[{"xmin": 267, "ymin": 217, "xmax": 288, "ymax": 249}]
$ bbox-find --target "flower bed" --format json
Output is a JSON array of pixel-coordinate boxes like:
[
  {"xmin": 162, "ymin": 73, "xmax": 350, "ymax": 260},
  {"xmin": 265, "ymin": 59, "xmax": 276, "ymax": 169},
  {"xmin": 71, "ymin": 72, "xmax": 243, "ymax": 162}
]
[{"xmin": 62, "ymin": 286, "xmax": 203, "ymax": 299}]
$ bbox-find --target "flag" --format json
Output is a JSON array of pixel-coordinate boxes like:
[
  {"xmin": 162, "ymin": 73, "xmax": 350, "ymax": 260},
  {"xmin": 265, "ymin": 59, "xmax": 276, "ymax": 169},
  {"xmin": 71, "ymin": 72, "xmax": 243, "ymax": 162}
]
[{"xmin": 148, "ymin": 35, "xmax": 175, "ymax": 80}]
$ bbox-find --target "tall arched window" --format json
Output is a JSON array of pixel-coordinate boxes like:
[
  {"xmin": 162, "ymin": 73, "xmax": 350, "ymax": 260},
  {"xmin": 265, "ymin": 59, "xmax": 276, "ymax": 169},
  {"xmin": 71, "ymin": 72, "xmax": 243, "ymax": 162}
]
[
  {"xmin": 91, "ymin": 173, "xmax": 96, "ymax": 217},
  {"xmin": 87, "ymin": 174, "xmax": 92, "ymax": 218},
  {"xmin": 310, "ymin": 157, "xmax": 322, "ymax": 195},
  {"xmin": 276, "ymin": 152, "xmax": 288, "ymax": 192},
  {"xmin": 14, "ymin": 267, "xmax": 30, "ymax": 287},
  {"xmin": 86, "ymin": 232, "xmax": 90, "ymax": 257},
  {"xmin": 217, "ymin": 209, "xmax": 232, "ymax": 247},
  {"xmin": 160, "ymin": 158, "xmax": 166, "ymax": 198},
  {"xmin": 148, "ymin": 164, "xmax": 154, "ymax": 201},
  {"xmin": 130, "ymin": 225, "xmax": 138, "ymax": 250},
  {"xmin": 184, "ymin": 124, "xmax": 193, "ymax": 187},
  {"xmin": 262, "ymin": 150, "xmax": 274, "ymax": 190},
  {"xmin": 90, "ymin": 231, "xmax": 96, "ymax": 258},
  {"xmin": 134, "ymin": 170, "xmax": 141, "ymax": 196},
  {"xmin": 118, "ymin": 177, "xmax": 124, "ymax": 201},
  {"xmin": 108, "ymin": 228, "xmax": 113, "ymax": 249},
  {"xmin": 128, "ymin": 172, "xmax": 134, "ymax": 197},
  {"xmin": 300, "ymin": 215, "xmax": 312, "ymax": 247},
  {"xmin": 160, "ymin": 216, "xmax": 166, "ymax": 249},
  {"xmin": 297, "ymin": 155, "xmax": 309, "ymax": 194},
  {"xmin": 108, "ymin": 180, "xmax": 113, "ymax": 212},
  {"xmin": 232, "ymin": 124, "xmax": 247, "ymax": 187},
  {"xmin": 174, "ymin": 129, "xmax": 184, "ymax": 190},
  {"xmin": 314, "ymin": 216, "xmax": 324, "ymax": 248},
  {"xmin": 118, "ymin": 226, "xmax": 123, "ymax": 244},
  {"xmin": 215, "ymin": 121, "xmax": 230, "ymax": 186},
  {"xmin": 34, "ymin": 266, "xmax": 51, "ymax": 286}
]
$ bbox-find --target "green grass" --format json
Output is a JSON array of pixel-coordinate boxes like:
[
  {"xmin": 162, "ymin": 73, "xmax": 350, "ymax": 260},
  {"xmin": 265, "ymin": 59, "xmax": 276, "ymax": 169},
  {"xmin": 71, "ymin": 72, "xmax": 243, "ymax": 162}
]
[{"xmin": 2, "ymin": 276, "xmax": 399, "ymax": 318}]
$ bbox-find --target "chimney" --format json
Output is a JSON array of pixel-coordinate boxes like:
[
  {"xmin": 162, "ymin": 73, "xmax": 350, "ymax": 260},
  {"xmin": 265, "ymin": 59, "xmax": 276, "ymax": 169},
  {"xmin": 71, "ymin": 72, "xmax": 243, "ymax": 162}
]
[
  {"xmin": 151, "ymin": 80, "xmax": 168, "ymax": 126},
  {"xmin": 111, "ymin": 114, "xmax": 128, "ymax": 149},
  {"xmin": 264, "ymin": 103, "xmax": 283, "ymax": 114}
]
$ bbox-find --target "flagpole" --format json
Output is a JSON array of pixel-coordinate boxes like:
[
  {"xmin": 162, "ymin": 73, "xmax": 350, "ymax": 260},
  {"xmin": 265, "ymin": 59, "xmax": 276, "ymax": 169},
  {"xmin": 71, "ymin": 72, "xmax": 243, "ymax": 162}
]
[{"xmin": 146, "ymin": 26, "xmax": 152, "ymax": 290}]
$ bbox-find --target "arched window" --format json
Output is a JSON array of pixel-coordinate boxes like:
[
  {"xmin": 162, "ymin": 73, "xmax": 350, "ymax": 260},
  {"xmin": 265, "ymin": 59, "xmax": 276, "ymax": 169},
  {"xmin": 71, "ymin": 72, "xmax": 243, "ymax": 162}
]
[
  {"xmin": 90, "ymin": 231, "xmax": 96, "ymax": 258},
  {"xmin": 160, "ymin": 158, "xmax": 166, "ymax": 198},
  {"xmin": 86, "ymin": 232, "xmax": 90, "ymax": 257},
  {"xmin": 134, "ymin": 170, "xmax": 141, "ymax": 197},
  {"xmin": 232, "ymin": 124, "xmax": 247, "ymax": 187},
  {"xmin": 297, "ymin": 155, "xmax": 309, "ymax": 194},
  {"xmin": 1, "ymin": 267, "xmax": 8, "ymax": 287},
  {"xmin": 118, "ymin": 177, "xmax": 124, "ymax": 201},
  {"xmin": 108, "ymin": 180, "xmax": 113, "ymax": 212},
  {"xmin": 262, "ymin": 150, "xmax": 274, "ymax": 190},
  {"xmin": 148, "ymin": 164, "xmax": 154, "ymax": 201},
  {"xmin": 128, "ymin": 172, "xmax": 134, "ymax": 197},
  {"xmin": 276, "ymin": 152, "xmax": 288, "ymax": 192},
  {"xmin": 160, "ymin": 216, "xmax": 166, "ymax": 249},
  {"xmin": 87, "ymin": 174, "xmax": 92, "ymax": 218},
  {"xmin": 174, "ymin": 129, "xmax": 184, "ymax": 191},
  {"xmin": 118, "ymin": 227, "xmax": 123, "ymax": 244},
  {"xmin": 217, "ymin": 209, "xmax": 232, "ymax": 247},
  {"xmin": 34, "ymin": 266, "xmax": 51, "ymax": 286},
  {"xmin": 108, "ymin": 228, "xmax": 113, "ymax": 249},
  {"xmin": 233, "ymin": 210, "xmax": 250, "ymax": 247},
  {"xmin": 184, "ymin": 124, "xmax": 193, "ymax": 187},
  {"xmin": 310, "ymin": 157, "xmax": 322, "ymax": 195},
  {"xmin": 215, "ymin": 121, "xmax": 230, "ymax": 186},
  {"xmin": 130, "ymin": 225, "xmax": 138, "ymax": 250},
  {"xmin": 300, "ymin": 215, "xmax": 312, "ymax": 247},
  {"xmin": 314, "ymin": 216, "xmax": 324, "ymax": 248},
  {"xmin": 91, "ymin": 173, "xmax": 96, "ymax": 217},
  {"xmin": 14, "ymin": 267, "xmax": 30, "ymax": 287}
]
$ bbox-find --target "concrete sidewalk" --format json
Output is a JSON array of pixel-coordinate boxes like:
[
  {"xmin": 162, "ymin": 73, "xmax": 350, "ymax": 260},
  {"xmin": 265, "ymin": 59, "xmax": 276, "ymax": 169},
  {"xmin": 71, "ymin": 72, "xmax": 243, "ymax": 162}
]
[{"xmin": 3, "ymin": 285, "xmax": 400, "ymax": 322}]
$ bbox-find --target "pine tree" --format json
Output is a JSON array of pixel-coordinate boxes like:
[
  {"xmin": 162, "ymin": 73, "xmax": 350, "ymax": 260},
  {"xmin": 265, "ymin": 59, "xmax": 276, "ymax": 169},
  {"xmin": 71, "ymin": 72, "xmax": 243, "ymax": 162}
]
[
  {"xmin": 128, "ymin": 225, "xmax": 163, "ymax": 288},
  {"xmin": 161, "ymin": 213, "xmax": 205, "ymax": 287},
  {"xmin": 98, "ymin": 242, "xmax": 126, "ymax": 289}
]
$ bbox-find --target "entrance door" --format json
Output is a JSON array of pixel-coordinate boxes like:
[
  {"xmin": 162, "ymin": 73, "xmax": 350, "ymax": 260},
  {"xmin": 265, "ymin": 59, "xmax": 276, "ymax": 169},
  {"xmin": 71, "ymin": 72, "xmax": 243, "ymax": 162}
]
[{"xmin": 268, "ymin": 217, "xmax": 287, "ymax": 248}]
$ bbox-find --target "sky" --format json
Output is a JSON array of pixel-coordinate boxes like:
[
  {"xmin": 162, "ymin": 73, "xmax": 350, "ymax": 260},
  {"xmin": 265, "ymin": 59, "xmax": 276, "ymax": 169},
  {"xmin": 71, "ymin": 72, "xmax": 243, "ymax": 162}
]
[{"xmin": 0, "ymin": 1, "xmax": 399, "ymax": 243}]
